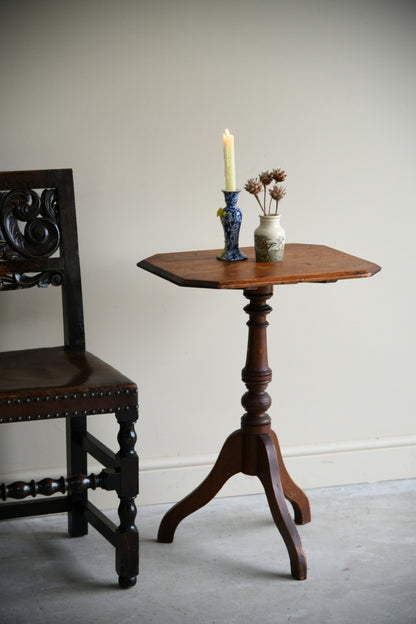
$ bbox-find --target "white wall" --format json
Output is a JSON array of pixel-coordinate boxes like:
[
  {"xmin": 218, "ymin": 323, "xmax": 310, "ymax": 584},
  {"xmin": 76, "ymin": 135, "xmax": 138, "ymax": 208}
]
[{"xmin": 1, "ymin": 0, "xmax": 415, "ymax": 507}]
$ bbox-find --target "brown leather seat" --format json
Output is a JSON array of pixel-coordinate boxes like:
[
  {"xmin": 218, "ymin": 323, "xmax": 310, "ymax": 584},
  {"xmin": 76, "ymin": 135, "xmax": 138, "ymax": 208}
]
[
  {"xmin": 0, "ymin": 169, "xmax": 139, "ymax": 588},
  {"xmin": 0, "ymin": 347, "xmax": 136, "ymax": 421}
]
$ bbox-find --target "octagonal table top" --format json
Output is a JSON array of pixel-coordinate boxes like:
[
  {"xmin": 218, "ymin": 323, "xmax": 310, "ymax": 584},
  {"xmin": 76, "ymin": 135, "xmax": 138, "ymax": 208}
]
[{"xmin": 137, "ymin": 244, "xmax": 381, "ymax": 290}]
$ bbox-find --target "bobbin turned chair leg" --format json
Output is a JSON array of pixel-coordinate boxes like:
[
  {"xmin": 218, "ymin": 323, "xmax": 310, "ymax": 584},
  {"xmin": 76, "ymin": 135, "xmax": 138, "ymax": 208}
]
[{"xmin": 116, "ymin": 409, "xmax": 139, "ymax": 588}]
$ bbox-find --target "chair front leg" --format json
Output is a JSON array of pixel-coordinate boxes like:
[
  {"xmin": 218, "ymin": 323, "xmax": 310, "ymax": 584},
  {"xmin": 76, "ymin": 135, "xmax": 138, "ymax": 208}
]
[
  {"xmin": 66, "ymin": 414, "xmax": 88, "ymax": 537},
  {"xmin": 116, "ymin": 408, "xmax": 139, "ymax": 588}
]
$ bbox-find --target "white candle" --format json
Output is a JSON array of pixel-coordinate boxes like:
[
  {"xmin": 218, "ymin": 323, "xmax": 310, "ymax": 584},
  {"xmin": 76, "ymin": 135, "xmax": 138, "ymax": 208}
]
[{"xmin": 223, "ymin": 128, "xmax": 236, "ymax": 191}]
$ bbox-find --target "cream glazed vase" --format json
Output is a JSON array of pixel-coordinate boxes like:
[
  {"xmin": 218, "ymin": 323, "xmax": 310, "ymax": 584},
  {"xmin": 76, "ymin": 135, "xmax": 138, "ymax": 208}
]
[{"xmin": 254, "ymin": 214, "xmax": 286, "ymax": 262}]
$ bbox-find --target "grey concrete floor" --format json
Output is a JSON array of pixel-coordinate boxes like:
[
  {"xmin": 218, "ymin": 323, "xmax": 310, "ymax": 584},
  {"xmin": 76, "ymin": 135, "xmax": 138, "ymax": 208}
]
[{"xmin": 0, "ymin": 479, "xmax": 415, "ymax": 624}]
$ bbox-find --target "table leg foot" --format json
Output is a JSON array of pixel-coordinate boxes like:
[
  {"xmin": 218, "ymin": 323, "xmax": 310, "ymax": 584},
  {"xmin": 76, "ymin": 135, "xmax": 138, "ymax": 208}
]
[
  {"xmin": 257, "ymin": 434, "xmax": 308, "ymax": 580},
  {"xmin": 270, "ymin": 430, "xmax": 311, "ymax": 525},
  {"xmin": 157, "ymin": 430, "xmax": 242, "ymax": 543}
]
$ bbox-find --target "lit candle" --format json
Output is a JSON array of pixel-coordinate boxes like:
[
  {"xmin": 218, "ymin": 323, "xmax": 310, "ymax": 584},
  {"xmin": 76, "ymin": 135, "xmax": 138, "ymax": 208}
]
[{"xmin": 223, "ymin": 128, "xmax": 236, "ymax": 191}]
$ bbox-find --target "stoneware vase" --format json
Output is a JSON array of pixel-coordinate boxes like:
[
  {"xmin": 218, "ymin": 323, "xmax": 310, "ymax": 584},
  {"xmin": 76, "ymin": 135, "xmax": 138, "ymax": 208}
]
[
  {"xmin": 217, "ymin": 190, "xmax": 247, "ymax": 262},
  {"xmin": 254, "ymin": 214, "xmax": 286, "ymax": 262}
]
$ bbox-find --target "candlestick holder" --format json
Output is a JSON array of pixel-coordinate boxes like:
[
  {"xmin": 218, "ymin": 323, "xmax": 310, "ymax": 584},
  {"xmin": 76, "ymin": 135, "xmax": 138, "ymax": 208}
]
[{"xmin": 217, "ymin": 190, "xmax": 247, "ymax": 262}]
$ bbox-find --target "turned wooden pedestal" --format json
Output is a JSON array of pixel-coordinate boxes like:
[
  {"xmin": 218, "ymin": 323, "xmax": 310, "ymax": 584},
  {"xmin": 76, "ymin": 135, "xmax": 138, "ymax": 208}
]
[{"xmin": 138, "ymin": 244, "xmax": 380, "ymax": 580}]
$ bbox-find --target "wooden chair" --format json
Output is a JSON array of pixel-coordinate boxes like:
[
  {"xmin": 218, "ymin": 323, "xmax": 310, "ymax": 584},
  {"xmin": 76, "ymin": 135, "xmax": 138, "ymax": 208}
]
[{"xmin": 0, "ymin": 169, "xmax": 139, "ymax": 588}]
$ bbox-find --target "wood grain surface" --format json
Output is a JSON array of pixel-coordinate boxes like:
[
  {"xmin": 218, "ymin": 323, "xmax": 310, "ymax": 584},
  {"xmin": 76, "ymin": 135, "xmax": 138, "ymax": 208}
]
[{"xmin": 138, "ymin": 244, "xmax": 381, "ymax": 289}]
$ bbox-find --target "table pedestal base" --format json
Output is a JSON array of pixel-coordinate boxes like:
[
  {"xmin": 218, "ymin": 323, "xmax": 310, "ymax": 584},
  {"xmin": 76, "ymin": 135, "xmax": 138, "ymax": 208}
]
[
  {"xmin": 158, "ymin": 427, "xmax": 310, "ymax": 580},
  {"xmin": 158, "ymin": 286, "xmax": 311, "ymax": 580}
]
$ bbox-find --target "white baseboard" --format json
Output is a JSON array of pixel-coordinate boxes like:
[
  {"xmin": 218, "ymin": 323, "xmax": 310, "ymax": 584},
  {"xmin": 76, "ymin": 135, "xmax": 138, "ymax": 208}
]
[
  {"xmin": 138, "ymin": 435, "xmax": 416, "ymax": 506},
  {"xmin": 1, "ymin": 436, "xmax": 415, "ymax": 510}
]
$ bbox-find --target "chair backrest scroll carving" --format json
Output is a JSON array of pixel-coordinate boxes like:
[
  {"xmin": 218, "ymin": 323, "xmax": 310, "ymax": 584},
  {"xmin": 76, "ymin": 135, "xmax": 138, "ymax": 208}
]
[{"xmin": 0, "ymin": 169, "xmax": 85, "ymax": 350}]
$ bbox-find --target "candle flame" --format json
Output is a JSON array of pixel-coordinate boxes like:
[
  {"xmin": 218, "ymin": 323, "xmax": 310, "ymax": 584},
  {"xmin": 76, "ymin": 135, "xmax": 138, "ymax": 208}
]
[{"xmin": 224, "ymin": 128, "xmax": 230, "ymax": 136}]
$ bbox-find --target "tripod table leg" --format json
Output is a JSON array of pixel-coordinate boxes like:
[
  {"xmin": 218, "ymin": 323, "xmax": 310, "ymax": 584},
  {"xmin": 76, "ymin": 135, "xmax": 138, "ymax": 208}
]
[
  {"xmin": 270, "ymin": 430, "xmax": 311, "ymax": 525},
  {"xmin": 257, "ymin": 433, "xmax": 307, "ymax": 580},
  {"xmin": 158, "ymin": 430, "xmax": 242, "ymax": 543}
]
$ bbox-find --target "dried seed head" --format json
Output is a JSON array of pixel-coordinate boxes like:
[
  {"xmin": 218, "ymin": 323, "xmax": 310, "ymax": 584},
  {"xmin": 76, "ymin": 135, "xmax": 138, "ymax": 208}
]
[
  {"xmin": 271, "ymin": 168, "xmax": 287, "ymax": 183},
  {"xmin": 244, "ymin": 178, "xmax": 263, "ymax": 195},
  {"xmin": 269, "ymin": 184, "xmax": 286, "ymax": 202},
  {"xmin": 259, "ymin": 171, "xmax": 274, "ymax": 186}
]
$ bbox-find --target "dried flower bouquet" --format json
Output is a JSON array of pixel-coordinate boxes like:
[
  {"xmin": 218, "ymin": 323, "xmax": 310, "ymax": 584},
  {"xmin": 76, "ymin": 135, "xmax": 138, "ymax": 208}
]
[{"xmin": 244, "ymin": 169, "xmax": 287, "ymax": 215}]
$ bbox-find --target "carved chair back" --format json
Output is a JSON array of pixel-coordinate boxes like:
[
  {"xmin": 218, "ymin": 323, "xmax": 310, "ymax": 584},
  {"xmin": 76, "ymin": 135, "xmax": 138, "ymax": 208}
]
[{"xmin": 0, "ymin": 169, "xmax": 85, "ymax": 350}]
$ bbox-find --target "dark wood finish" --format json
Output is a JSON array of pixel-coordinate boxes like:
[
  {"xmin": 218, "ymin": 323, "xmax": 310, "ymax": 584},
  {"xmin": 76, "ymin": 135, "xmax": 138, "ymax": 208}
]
[
  {"xmin": 0, "ymin": 496, "xmax": 70, "ymax": 520},
  {"xmin": 115, "ymin": 408, "xmax": 139, "ymax": 588},
  {"xmin": 82, "ymin": 432, "xmax": 117, "ymax": 468},
  {"xmin": 86, "ymin": 501, "xmax": 118, "ymax": 547},
  {"xmin": 0, "ymin": 169, "xmax": 139, "ymax": 588},
  {"xmin": 0, "ymin": 471, "xmax": 108, "ymax": 501},
  {"xmin": 67, "ymin": 414, "xmax": 88, "ymax": 537},
  {"xmin": 138, "ymin": 244, "xmax": 381, "ymax": 289},
  {"xmin": 139, "ymin": 245, "xmax": 380, "ymax": 580}
]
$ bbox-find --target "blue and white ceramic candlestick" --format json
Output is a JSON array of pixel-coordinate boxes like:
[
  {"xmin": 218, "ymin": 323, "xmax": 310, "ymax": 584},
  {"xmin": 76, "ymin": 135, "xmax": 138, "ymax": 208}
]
[{"xmin": 217, "ymin": 190, "xmax": 247, "ymax": 262}]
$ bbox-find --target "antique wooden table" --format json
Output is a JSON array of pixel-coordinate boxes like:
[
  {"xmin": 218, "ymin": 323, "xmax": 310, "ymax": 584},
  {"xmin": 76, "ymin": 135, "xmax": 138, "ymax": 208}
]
[{"xmin": 138, "ymin": 244, "xmax": 380, "ymax": 580}]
